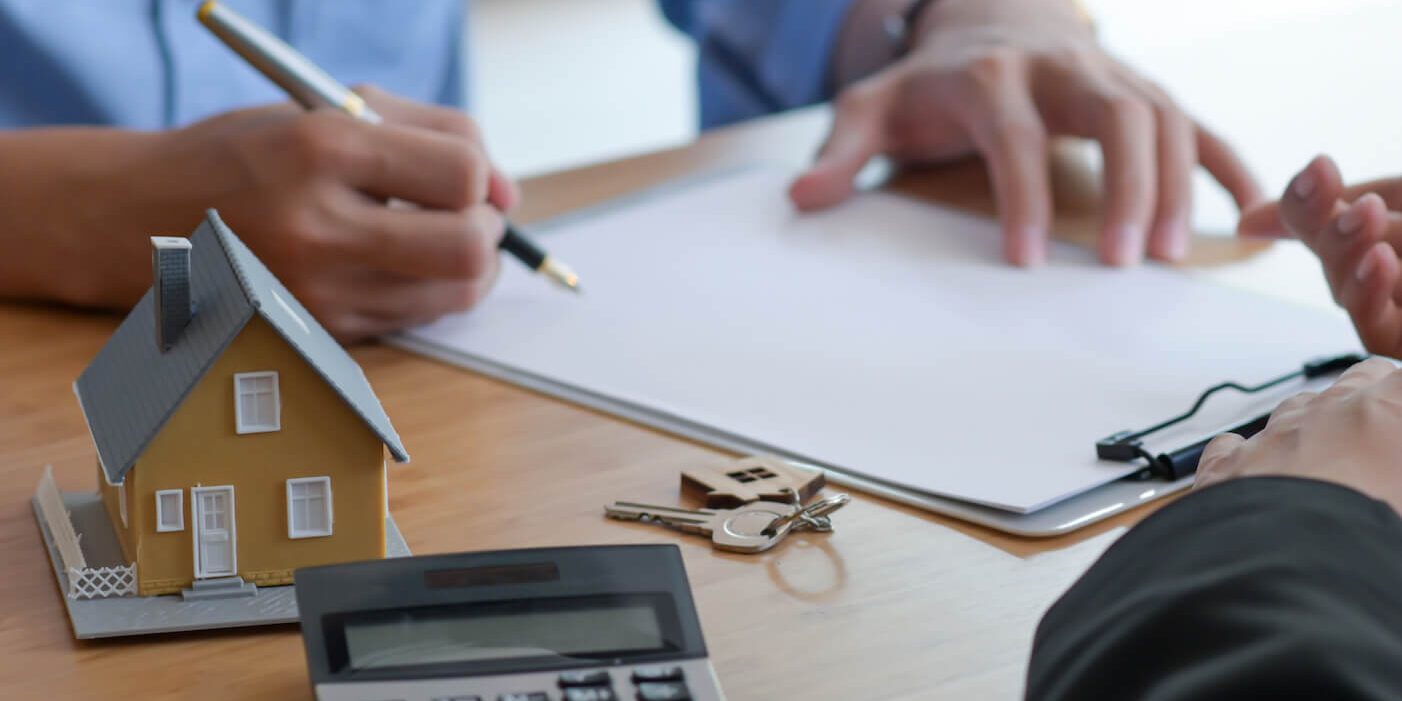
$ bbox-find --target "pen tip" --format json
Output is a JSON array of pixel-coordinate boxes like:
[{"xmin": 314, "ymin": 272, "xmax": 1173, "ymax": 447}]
[{"xmin": 540, "ymin": 258, "xmax": 582, "ymax": 294}]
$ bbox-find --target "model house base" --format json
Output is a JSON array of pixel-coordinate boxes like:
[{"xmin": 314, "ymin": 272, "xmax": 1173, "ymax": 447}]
[{"xmin": 32, "ymin": 488, "xmax": 410, "ymax": 639}]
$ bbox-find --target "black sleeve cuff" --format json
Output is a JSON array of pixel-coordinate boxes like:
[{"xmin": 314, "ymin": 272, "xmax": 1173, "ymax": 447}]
[{"xmin": 1027, "ymin": 476, "xmax": 1402, "ymax": 700}]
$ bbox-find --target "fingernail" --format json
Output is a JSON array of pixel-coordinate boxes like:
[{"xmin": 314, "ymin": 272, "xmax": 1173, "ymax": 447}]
[
  {"xmin": 1357, "ymin": 248, "xmax": 1379, "ymax": 282},
  {"xmin": 1011, "ymin": 228, "xmax": 1046, "ymax": 267},
  {"xmin": 1291, "ymin": 170, "xmax": 1316, "ymax": 199},
  {"xmin": 1107, "ymin": 226, "xmax": 1145, "ymax": 266},
  {"xmin": 1166, "ymin": 233, "xmax": 1189, "ymax": 262},
  {"xmin": 1337, "ymin": 203, "xmax": 1365, "ymax": 236},
  {"xmin": 1156, "ymin": 219, "xmax": 1190, "ymax": 261}
]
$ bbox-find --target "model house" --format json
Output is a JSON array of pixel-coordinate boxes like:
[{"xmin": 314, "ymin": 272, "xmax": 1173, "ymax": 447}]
[{"xmin": 74, "ymin": 210, "xmax": 409, "ymax": 597}]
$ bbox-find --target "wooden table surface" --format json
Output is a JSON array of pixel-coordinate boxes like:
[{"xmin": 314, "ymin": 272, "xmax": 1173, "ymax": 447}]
[{"xmin": 0, "ymin": 107, "xmax": 1270, "ymax": 700}]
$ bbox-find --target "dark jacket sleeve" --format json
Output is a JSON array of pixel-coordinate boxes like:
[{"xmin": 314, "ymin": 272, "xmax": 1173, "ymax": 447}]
[{"xmin": 1027, "ymin": 477, "xmax": 1402, "ymax": 700}]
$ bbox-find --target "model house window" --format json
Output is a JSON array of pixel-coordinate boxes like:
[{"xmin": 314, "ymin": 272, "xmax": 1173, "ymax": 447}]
[
  {"xmin": 155, "ymin": 489, "xmax": 184, "ymax": 532},
  {"xmin": 234, "ymin": 371, "xmax": 280, "ymax": 434},
  {"xmin": 287, "ymin": 477, "xmax": 333, "ymax": 538},
  {"xmin": 118, "ymin": 480, "xmax": 128, "ymax": 528}
]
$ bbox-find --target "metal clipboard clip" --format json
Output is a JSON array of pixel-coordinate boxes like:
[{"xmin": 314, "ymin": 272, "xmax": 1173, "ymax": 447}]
[{"xmin": 1095, "ymin": 353, "xmax": 1366, "ymax": 481}]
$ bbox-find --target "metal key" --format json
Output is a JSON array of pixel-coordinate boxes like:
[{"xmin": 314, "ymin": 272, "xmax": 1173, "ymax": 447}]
[{"xmin": 604, "ymin": 501, "xmax": 798, "ymax": 553}]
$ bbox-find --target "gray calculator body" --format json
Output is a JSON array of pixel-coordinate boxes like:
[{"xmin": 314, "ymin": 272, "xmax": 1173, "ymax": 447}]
[{"xmin": 296, "ymin": 544, "xmax": 725, "ymax": 701}]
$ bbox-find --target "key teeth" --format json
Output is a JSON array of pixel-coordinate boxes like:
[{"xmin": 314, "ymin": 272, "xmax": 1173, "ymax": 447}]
[
  {"xmin": 603, "ymin": 507, "xmax": 650, "ymax": 522},
  {"xmin": 605, "ymin": 505, "xmax": 708, "ymax": 535}
]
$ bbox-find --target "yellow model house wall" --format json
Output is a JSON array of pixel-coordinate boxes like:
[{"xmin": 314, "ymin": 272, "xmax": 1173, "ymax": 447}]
[
  {"xmin": 97, "ymin": 457, "xmax": 139, "ymax": 565},
  {"xmin": 99, "ymin": 316, "xmax": 387, "ymax": 596}
]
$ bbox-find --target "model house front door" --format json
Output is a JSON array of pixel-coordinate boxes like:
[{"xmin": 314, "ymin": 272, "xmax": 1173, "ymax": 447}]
[{"xmin": 192, "ymin": 486, "xmax": 237, "ymax": 578}]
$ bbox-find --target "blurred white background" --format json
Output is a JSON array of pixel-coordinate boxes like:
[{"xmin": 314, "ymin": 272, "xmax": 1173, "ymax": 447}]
[{"xmin": 470, "ymin": 0, "xmax": 698, "ymax": 178}]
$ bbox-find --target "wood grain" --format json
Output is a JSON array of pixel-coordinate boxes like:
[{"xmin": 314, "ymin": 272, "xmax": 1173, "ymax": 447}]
[{"xmin": 0, "ymin": 107, "xmax": 1259, "ymax": 700}]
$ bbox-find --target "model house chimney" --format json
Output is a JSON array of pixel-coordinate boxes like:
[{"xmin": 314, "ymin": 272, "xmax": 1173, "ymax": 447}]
[{"xmin": 151, "ymin": 236, "xmax": 193, "ymax": 351}]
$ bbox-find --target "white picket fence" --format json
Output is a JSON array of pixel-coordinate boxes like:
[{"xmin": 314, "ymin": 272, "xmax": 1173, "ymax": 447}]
[{"xmin": 34, "ymin": 466, "xmax": 138, "ymax": 599}]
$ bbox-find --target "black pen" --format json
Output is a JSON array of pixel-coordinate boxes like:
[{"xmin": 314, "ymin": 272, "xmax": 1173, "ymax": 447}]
[
  {"xmin": 1139, "ymin": 412, "xmax": 1270, "ymax": 481},
  {"xmin": 197, "ymin": 0, "xmax": 581, "ymax": 293}
]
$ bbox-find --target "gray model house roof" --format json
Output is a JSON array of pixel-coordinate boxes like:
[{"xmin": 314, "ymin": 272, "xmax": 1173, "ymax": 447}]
[{"xmin": 76, "ymin": 210, "xmax": 409, "ymax": 484}]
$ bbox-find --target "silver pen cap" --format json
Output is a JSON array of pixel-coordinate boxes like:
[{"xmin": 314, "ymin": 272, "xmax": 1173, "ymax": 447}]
[{"xmin": 197, "ymin": 1, "xmax": 382, "ymax": 123}]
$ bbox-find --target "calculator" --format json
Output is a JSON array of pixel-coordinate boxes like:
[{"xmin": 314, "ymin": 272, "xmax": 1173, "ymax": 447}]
[{"xmin": 295, "ymin": 544, "xmax": 726, "ymax": 701}]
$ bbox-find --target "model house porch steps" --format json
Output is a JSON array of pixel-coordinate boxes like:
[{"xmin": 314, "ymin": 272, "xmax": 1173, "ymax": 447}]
[{"xmin": 180, "ymin": 576, "xmax": 257, "ymax": 601}]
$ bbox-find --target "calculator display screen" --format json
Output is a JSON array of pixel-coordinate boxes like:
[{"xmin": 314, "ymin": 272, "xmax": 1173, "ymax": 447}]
[{"xmin": 333, "ymin": 594, "xmax": 676, "ymax": 673}]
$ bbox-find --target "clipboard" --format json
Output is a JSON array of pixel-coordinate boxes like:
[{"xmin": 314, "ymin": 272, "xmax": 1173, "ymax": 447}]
[
  {"xmin": 391, "ymin": 332, "xmax": 1358, "ymax": 536},
  {"xmin": 388, "ymin": 166, "xmax": 1363, "ymax": 537}
]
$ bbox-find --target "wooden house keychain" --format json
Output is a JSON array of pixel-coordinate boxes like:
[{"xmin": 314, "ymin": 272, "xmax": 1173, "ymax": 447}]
[{"xmin": 681, "ymin": 455, "xmax": 826, "ymax": 508}]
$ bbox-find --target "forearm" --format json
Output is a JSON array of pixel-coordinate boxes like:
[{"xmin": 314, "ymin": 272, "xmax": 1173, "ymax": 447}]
[
  {"xmin": 831, "ymin": 0, "xmax": 908, "ymax": 89},
  {"xmin": 0, "ymin": 128, "xmax": 220, "ymax": 308},
  {"xmin": 1028, "ymin": 477, "xmax": 1402, "ymax": 699},
  {"xmin": 833, "ymin": 0, "xmax": 1095, "ymax": 91},
  {"xmin": 673, "ymin": 0, "xmax": 861, "ymax": 127}
]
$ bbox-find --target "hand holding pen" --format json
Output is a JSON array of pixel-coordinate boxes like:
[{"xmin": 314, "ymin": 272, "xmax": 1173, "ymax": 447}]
[
  {"xmin": 163, "ymin": 2, "xmax": 576, "ymax": 343},
  {"xmin": 199, "ymin": 1, "xmax": 579, "ymax": 295},
  {"xmin": 146, "ymin": 85, "xmax": 510, "ymax": 341}
]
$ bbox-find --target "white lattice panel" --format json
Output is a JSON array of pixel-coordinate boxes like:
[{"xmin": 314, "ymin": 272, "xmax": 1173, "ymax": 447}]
[{"xmin": 67, "ymin": 564, "xmax": 138, "ymax": 600}]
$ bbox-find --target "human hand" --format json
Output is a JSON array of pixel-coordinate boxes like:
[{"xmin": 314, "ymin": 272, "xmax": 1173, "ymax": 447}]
[
  {"xmin": 167, "ymin": 85, "xmax": 518, "ymax": 341},
  {"xmin": 1196, "ymin": 357, "xmax": 1402, "ymax": 514},
  {"xmin": 1237, "ymin": 156, "xmax": 1402, "ymax": 358},
  {"xmin": 790, "ymin": 0, "xmax": 1261, "ymax": 267}
]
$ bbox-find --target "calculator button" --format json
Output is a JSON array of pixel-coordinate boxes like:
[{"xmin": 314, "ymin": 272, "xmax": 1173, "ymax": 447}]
[
  {"xmin": 498, "ymin": 694, "xmax": 549, "ymax": 701},
  {"xmin": 631, "ymin": 666, "xmax": 685, "ymax": 683},
  {"xmin": 635, "ymin": 682, "xmax": 691, "ymax": 701},
  {"xmin": 558, "ymin": 669, "xmax": 612, "ymax": 687},
  {"xmin": 562, "ymin": 688, "xmax": 618, "ymax": 701}
]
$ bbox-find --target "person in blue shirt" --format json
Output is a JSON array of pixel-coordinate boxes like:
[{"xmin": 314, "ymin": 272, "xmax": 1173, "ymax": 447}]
[{"xmin": 0, "ymin": 0, "xmax": 1262, "ymax": 341}]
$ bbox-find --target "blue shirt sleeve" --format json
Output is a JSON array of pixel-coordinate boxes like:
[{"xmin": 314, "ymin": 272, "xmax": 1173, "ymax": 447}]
[
  {"xmin": 659, "ymin": 0, "xmax": 861, "ymax": 129},
  {"xmin": 0, "ymin": 0, "xmax": 465, "ymax": 130}
]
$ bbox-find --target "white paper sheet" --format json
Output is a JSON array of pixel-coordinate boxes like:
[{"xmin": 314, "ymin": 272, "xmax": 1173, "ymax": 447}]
[{"xmin": 402, "ymin": 168, "xmax": 1360, "ymax": 513}]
